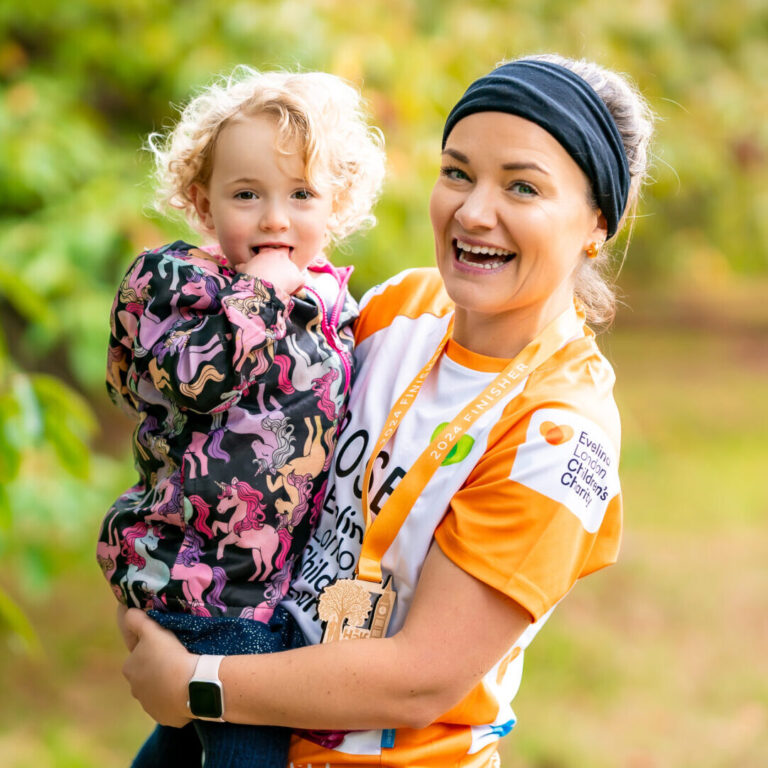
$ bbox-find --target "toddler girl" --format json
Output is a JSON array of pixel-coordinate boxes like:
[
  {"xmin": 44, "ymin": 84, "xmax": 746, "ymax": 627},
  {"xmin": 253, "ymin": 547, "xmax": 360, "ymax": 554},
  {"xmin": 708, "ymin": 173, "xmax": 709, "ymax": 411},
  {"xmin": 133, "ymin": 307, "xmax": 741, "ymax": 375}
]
[{"xmin": 96, "ymin": 67, "xmax": 385, "ymax": 767}]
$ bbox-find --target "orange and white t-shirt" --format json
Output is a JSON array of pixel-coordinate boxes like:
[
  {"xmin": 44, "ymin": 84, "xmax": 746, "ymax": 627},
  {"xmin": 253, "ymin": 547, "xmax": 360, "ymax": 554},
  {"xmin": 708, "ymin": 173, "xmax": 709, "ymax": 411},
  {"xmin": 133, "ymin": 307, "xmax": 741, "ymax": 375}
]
[{"xmin": 283, "ymin": 268, "xmax": 623, "ymax": 767}]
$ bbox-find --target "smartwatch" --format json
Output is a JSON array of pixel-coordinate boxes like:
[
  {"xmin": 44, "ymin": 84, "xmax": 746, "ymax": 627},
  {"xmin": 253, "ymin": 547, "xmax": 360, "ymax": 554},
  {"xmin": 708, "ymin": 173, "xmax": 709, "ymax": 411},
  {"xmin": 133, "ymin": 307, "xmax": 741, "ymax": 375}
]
[{"xmin": 187, "ymin": 654, "xmax": 225, "ymax": 721}]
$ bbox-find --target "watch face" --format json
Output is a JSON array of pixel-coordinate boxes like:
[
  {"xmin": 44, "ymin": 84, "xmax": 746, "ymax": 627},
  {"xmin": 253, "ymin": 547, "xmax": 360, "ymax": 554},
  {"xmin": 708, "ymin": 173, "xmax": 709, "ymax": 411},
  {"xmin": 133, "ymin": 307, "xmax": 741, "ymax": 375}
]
[{"xmin": 188, "ymin": 680, "xmax": 223, "ymax": 719}]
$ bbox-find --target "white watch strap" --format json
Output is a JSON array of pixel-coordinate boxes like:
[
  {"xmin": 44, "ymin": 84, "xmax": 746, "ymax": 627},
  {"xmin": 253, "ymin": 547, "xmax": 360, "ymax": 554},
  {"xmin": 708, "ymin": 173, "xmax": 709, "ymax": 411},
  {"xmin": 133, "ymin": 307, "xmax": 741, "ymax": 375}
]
[{"xmin": 193, "ymin": 654, "xmax": 224, "ymax": 683}]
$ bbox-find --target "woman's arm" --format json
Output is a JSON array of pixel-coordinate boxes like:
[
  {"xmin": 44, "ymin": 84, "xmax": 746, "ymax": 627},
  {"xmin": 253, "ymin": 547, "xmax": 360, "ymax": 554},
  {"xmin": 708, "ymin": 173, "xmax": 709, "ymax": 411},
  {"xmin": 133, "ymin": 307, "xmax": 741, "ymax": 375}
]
[{"xmin": 122, "ymin": 542, "xmax": 531, "ymax": 730}]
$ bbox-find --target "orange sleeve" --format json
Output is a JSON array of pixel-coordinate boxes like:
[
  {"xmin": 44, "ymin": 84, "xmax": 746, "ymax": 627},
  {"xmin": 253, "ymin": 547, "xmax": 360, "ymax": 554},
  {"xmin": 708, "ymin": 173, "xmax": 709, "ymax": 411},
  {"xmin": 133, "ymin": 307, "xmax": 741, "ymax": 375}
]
[
  {"xmin": 434, "ymin": 406, "xmax": 622, "ymax": 622},
  {"xmin": 353, "ymin": 268, "xmax": 453, "ymax": 345}
]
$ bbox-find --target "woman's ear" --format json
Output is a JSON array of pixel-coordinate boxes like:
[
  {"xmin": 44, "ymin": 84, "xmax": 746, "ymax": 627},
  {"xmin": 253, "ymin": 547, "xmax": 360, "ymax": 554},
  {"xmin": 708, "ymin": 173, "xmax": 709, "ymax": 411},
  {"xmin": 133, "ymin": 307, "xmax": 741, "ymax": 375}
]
[
  {"xmin": 190, "ymin": 184, "xmax": 215, "ymax": 231},
  {"xmin": 591, "ymin": 210, "xmax": 609, "ymax": 243}
]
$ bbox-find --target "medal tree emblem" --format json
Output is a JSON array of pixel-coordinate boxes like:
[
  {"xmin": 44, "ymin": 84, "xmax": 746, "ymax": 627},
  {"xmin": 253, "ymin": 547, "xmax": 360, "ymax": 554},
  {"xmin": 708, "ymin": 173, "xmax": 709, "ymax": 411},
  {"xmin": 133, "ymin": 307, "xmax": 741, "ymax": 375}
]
[{"xmin": 318, "ymin": 578, "xmax": 396, "ymax": 643}]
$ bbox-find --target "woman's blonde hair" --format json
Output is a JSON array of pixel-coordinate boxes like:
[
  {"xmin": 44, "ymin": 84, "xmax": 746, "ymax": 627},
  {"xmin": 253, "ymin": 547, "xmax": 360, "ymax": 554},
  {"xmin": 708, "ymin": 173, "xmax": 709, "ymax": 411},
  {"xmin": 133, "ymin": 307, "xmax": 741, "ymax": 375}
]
[
  {"xmin": 520, "ymin": 54, "xmax": 655, "ymax": 327},
  {"xmin": 148, "ymin": 67, "xmax": 386, "ymax": 244}
]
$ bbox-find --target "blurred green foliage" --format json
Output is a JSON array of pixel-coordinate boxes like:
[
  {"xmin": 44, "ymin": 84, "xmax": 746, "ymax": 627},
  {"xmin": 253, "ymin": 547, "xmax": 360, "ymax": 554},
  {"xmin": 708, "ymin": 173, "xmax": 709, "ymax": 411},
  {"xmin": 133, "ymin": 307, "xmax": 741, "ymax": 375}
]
[{"xmin": 0, "ymin": 0, "xmax": 766, "ymax": 649}]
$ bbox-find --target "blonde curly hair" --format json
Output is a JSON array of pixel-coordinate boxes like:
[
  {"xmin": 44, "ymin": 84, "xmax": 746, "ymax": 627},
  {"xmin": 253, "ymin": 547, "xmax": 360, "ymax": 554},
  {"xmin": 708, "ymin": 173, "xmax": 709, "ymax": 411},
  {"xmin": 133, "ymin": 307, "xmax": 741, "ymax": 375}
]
[{"xmin": 148, "ymin": 67, "xmax": 386, "ymax": 245}]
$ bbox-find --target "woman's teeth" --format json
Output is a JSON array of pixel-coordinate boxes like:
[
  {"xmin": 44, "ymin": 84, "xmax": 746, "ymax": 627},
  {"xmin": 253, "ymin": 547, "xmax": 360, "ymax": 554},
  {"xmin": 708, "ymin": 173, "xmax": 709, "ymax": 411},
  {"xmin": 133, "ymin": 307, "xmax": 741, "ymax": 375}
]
[{"xmin": 455, "ymin": 240, "xmax": 515, "ymax": 269}]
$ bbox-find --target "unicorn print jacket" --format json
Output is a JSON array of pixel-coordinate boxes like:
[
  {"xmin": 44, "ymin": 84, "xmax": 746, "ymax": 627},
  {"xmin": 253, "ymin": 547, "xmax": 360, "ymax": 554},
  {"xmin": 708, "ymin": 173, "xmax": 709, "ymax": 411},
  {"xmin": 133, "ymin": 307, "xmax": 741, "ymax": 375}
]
[{"xmin": 97, "ymin": 241, "xmax": 356, "ymax": 620}]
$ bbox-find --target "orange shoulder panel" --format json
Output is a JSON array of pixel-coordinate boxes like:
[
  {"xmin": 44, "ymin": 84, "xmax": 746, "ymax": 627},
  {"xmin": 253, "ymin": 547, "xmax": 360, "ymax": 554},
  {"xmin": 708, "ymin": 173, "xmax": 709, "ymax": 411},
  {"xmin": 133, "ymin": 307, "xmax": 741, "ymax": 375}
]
[{"xmin": 354, "ymin": 268, "xmax": 454, "ymax": 344}]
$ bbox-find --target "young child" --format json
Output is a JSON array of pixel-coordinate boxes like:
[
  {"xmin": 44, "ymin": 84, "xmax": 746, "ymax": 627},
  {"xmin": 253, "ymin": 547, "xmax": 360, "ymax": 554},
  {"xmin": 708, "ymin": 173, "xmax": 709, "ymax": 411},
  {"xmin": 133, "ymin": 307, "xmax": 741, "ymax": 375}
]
[{"xmin": 96, "ymin": 67, "xmax": 385, "ymax": 767}]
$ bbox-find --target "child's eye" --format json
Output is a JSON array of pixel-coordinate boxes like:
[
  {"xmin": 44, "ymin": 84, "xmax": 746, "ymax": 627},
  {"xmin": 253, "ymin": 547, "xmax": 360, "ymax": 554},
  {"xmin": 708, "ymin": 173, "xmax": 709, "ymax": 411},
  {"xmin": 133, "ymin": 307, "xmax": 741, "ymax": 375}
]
[
  {"xmin": 235, "ymin": 191, "xmax": 258, "ymax": 200},
  {"xmin": 440, "ymin": 166, "xmax": 471, "ymax": 182},
  {"xmin": 510, "ymin": 181, "xmax": 537, "ymax": 196},
  {"xmin": 292, "ymin": 188, "xmax": 315, "ymax": 201}
]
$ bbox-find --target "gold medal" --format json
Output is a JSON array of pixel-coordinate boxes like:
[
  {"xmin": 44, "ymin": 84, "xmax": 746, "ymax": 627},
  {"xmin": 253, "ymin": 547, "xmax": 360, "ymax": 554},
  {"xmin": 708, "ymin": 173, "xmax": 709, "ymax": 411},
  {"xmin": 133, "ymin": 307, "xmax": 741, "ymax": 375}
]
[{"xmin": 318, "ymin": 577, "xmax": 396, "ymax": 643}]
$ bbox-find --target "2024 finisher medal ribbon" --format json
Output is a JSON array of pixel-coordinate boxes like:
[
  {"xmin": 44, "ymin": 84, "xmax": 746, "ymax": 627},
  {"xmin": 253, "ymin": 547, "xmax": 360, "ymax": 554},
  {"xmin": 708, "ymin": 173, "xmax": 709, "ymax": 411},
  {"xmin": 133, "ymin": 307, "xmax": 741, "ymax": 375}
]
[{"xmin": 318, "ymin": 307, "xmax": 580, "ymax": 643}]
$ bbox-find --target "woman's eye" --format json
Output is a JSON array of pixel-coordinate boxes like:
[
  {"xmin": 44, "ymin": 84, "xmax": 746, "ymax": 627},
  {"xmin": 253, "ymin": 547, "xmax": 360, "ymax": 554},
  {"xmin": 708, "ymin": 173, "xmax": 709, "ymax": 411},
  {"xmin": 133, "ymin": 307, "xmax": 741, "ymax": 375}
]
[
  {"xmin": 440, "ymin": 166, "xmax": 471, "ymax": 182},
  {"xmin": 511, "ymin": 181, "xmax": 537, "ymax": 196},
  {"xmin": 292, "ymin": 188, "xmax": 315, "ymax": 200},
  {"xmin": 235, "ymin": 191, "xmax": 257, "ymax": 200}
]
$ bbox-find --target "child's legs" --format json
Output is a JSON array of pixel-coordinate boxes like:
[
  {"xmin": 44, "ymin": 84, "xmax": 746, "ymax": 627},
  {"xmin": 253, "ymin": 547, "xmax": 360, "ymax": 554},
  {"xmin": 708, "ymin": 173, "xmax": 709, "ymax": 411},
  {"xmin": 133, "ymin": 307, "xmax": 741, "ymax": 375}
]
[
  {"xmin": 193, "ymin": 720, "xmax": 292, "ymax": 768},
  {"xmin": 146, "ymin": 606, "xmax": 305, "ymax": 768},
  {"xmin": 131, "ymin": 723, "xmax": 202, "ymax": 768},
  {"xmin": 149, "ymin": 605, "xmax": 307, "ymax": 656}
]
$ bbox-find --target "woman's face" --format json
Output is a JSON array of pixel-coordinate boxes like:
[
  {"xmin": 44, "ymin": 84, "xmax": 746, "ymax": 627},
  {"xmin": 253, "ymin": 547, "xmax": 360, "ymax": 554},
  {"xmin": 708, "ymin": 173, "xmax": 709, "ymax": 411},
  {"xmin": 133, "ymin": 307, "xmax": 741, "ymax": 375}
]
[{"xmin": 430, "ymin": 111, "xmax": 607, "ymax": 339}]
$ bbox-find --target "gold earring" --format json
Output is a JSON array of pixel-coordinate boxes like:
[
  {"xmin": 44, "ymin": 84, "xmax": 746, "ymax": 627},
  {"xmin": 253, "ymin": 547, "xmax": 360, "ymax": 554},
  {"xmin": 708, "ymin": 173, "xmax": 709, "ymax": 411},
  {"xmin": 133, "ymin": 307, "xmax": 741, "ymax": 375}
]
[{"xmin": 585, "ymin": 242, "xmax": 599, "ymax": 259}]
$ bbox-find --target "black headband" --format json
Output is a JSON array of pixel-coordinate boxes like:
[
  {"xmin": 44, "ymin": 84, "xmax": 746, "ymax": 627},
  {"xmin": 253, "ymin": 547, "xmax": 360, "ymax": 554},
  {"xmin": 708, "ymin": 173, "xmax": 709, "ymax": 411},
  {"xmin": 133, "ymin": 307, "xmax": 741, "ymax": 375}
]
[{"xmin": 442, "ymin": 59, "xmax": 630, "ymax": 239}]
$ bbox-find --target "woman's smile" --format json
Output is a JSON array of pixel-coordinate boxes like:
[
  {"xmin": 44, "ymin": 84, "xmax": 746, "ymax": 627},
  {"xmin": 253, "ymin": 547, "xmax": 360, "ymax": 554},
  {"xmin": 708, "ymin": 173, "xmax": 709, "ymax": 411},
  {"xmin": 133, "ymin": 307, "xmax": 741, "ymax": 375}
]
[{"xmin": 453, "ymin": 237, "xmax": 516, "ymax": 272}]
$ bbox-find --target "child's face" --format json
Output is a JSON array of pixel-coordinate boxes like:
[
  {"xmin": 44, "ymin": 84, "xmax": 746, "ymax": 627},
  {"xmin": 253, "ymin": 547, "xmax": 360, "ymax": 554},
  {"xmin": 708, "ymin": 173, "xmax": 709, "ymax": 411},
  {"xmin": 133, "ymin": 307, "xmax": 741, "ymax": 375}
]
[{"xmin": 193, "ymin": 114, "xmax": 334, "ymax": 272}]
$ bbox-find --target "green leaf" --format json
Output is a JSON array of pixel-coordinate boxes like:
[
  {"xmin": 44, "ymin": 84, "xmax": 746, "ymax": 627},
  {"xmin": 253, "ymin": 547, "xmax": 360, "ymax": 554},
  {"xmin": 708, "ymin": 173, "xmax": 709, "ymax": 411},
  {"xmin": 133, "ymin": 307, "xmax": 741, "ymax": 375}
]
[
  {"xmin": 42, "ymin": 414, "xmax": 92, "ymax": 479},
  {"xmin": 0, "ymin": 263, "xmax": 52, "ymax": 327},
  {"xmin": 0, "ymin": 422, "xmax": 22, "ymax": 486},
  {"xmin": 0, "ymin": 484, "xmax": 12, "ymax": 532},
  {"xmin": 9, "ymin": 373, "xmax": 43, "ymax": 444},
  {"xmin": 0, "ymin": 586, "xmax": 42, "ymax": 658},
  {"xmin": 32, "ymin": 374, "xmax": 98, "ymax": 437}
]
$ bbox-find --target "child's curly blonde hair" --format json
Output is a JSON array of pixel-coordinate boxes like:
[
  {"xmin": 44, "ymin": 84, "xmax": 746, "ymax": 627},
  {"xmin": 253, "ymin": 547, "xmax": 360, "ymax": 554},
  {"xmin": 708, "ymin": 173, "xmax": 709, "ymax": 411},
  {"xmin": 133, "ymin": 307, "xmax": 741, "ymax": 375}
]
[{"xmin": 148, "ymin": 67, "xmax": 386, "ymax": 244}]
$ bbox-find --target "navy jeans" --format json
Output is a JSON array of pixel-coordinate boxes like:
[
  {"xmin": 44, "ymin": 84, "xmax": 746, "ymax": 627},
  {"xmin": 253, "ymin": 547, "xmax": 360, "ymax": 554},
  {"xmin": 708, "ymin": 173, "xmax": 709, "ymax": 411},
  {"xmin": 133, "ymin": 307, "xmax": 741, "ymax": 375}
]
[{"xmin": 131, "ymin": 606, "xmax": 306, "ymax": 768}]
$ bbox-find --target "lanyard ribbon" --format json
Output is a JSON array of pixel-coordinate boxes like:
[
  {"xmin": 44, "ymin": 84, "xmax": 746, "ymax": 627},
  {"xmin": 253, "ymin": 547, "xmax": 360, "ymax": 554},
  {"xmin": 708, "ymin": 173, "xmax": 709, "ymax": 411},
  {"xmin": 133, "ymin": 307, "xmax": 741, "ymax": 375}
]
[{"xmin": 357, "ymin": 306, "xmax": 581, "ymax": 584}]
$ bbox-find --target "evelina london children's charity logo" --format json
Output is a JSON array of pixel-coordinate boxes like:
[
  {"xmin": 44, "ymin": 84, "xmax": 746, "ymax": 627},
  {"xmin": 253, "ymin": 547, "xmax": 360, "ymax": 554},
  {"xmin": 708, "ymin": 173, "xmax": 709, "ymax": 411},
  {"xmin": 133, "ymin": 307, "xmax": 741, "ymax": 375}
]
[
  {"xmin": 539, "ymin": 421, "xmax": 574, "ymax": 446},
  {"xmin": 510, "ymin": 409, "xmax": 620, "ymax": 533}
]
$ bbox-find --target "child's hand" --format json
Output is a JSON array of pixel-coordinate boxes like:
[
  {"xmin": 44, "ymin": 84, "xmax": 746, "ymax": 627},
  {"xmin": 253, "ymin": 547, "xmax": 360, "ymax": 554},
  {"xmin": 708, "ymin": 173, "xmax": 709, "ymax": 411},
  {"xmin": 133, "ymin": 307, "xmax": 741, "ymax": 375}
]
[
  {"xmin": 117, "ymin": 603, "xmax": 140, "ymax": 651},
  {"xmin": 235, "ymin": 248, "xmax": 308, "ymax": 295}
]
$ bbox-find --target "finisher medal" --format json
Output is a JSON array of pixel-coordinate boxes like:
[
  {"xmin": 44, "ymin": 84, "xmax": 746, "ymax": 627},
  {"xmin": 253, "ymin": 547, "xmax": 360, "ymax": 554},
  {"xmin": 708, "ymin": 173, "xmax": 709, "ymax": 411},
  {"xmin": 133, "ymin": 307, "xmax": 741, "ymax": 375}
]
[{"xmin": 318, "ymin": 577, "xmax": 396, "ymax": 643}]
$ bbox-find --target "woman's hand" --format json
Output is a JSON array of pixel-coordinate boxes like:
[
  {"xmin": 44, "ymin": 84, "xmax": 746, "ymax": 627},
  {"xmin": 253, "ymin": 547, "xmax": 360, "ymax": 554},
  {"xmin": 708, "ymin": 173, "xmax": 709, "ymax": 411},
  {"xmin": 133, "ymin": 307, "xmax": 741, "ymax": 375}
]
[{"xmin": 121, "ymin": 609, "xmax": 197, "ymax": 728}]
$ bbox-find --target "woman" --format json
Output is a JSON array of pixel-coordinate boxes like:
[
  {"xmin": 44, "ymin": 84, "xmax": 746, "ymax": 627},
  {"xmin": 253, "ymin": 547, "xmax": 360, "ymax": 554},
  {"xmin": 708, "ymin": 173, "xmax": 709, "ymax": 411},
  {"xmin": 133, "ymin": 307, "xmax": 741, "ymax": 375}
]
[{"xmin": 121, "ymin": 54, "xmax": 654, "ymax": 767}]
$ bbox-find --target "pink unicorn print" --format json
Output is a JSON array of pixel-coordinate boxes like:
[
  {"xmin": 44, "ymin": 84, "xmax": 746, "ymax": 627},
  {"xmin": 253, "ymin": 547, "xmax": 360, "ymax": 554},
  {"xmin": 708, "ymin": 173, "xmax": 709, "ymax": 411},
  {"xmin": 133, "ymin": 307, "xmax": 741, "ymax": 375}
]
[
  {"xmin": 184, "ymin": 428, "xmax": 231, "ymax": 480},
  {"xmin": 119, "ymin": 521, "xmax": 171, "ymax": 608},
  {"xmin": 278, "ymin": 471, "xmax": 314, "ymax": 532},
  {"xmin": 225, "ymin": 383, "xmax": 295, "ymax": 474},
  {"xmin": 268, "ymin": 415, "xmax": 332, "ymax": 523},
  {"xmin": 222, "ymin": 289, "xmax": 283, "ymax": 373},
  {"xmin": 239, "ymin": 555, "xmax": 296, "ymax": 623},
  {"xmin": 170, "ymin": 527, "xmax": 228, "ymax": 616},
  {"xmin": 251, "ymin": 413, "xmax": 296, "ymax": 475},
  {"xmin": 97, "ymin": 512, "xmax": 122, "ymax": 585},
  {"xmin": 141, "ymin": 472, "xmax": 185, "ymax": 527},
  {"xmin": 179, "ymin": 270, "xmax": 220, "ymax": 319},
  {"xmin": 283, "ymin": 333, "xmax": 344, "ymax": 423},
  {"xmin": 311, "ymin": 368, "xmax": 340, "ymax": 420},
  {"xmin": 114, "ymin": 263, "xmax": 151, "ymax": 343},
  {"xmin": 284, "ymin": 333, "xmax": 334, "ymax": 392},
  {"xmin": 213, "ymin": 479, "xmax": 292, "ymax": 581},
  {"xmin": 187, "ymin": 494, "xmax": 215, "ymax": 538}
]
